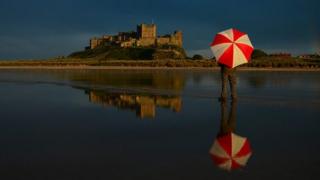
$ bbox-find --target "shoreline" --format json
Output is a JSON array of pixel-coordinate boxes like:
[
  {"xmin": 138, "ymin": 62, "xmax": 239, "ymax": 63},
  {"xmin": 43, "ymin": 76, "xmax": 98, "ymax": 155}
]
[{"xmin": 0, "ymin": 65, "xmax": 319, "ymax": 71}]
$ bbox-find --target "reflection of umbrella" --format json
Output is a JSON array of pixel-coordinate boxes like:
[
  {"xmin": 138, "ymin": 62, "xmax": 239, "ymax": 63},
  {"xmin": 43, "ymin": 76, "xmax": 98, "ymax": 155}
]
[
  {"xmin": 210, "ymin": 28, "xmax": 254, "ymax": 68},
  {"xmin": 209, "ymin": 132, "xmax": 252, "ymax": 171}
]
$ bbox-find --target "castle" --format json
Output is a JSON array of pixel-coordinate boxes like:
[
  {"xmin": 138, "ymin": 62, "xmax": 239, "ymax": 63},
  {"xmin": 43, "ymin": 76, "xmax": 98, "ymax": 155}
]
[{"xmin": 88, "ymin": 24, "xmax": 183, "ymax": 49}]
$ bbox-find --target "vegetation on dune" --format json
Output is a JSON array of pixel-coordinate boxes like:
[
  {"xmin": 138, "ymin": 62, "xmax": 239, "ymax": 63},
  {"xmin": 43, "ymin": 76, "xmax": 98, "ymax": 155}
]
[
  {"xmin": 247, "ymin": 56, "xmax": 320, "ymax": 68},
  {"xmin": 69, "ymin": 45, "xmax": 186, "ymax": 60},
  {"xmin": 0, "ymin": 57, "xmax": 319, "ymax": 68},
  {"xmin": 192, "ymin": 54, "xmax": 204, "ymax": 60},
  {"xmin": 251, "ymin": 49, "xmax": 268, "ymax": 59},
  {"xmin": 245, "ymin": 49, "xmax": 320, "ymax": 68},
  {"xmin": 70, "ymin": 46, "xmax": 155, "ymax": 60}
]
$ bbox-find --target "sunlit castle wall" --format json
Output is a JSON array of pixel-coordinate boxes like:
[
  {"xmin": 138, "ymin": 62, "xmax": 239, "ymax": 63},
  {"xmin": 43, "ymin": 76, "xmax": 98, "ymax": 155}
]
[
  {"xmin": 156, "ymin": 36, "xmax": 171, "ymax": 46},
  {"xmin": 88, "ymin": 24, "xmax": 183, "ymax": 49},
  {"xmin": 156, "ymin": 31, "xmax": 183, "ymax": 48},
  {"xmin": 171, "ymin": 31, "xmax": 183, "ymax": 48},
  {"xmin": 90, "ymin": 37, "xmax": 104, "ymax": 49}
]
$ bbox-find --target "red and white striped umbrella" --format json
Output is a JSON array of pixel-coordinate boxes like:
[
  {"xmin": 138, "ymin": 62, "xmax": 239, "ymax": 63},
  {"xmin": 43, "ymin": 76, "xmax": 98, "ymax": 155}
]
[
  {"xmin": 210, "ymin": 28, "xmax": 254, "ymax": 68},
  {"xmin": 209, "ymin": 133, "xmax": 252, "ymax": 171}
]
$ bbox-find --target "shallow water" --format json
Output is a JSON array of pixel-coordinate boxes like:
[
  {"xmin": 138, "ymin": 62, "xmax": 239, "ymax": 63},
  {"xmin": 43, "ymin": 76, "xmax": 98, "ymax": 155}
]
[{"xmin": 0, "ymin": 69, "xmax": 319, "ymax": 179}]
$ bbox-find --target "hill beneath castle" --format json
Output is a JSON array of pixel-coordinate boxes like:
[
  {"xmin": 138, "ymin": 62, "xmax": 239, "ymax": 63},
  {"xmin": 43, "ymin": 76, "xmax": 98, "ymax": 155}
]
[{"xmin": 69, "ymin": 46, "xmax": 187, "ymax": 60}]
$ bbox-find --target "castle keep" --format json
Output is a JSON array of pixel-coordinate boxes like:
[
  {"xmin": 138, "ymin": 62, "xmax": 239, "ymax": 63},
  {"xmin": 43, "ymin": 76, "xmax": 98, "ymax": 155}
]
[{"xmin": 89, "ymin": 24, "xmax": 183, "ymax": 49}]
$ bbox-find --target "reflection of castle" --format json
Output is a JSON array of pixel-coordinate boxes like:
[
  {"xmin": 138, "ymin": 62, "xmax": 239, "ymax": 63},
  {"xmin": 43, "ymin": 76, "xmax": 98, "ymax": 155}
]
[
  {"xmin": 88, "ymin": 24, "xmax": 183, "ymax": 49},
  {"xmin": 87, "ymin": 91, "xmax": 182, "ymax": 119}
]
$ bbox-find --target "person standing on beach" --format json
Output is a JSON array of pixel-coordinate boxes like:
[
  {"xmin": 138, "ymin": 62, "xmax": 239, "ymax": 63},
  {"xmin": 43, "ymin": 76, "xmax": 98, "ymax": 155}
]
[
  {"xmin": 219, "ymin": 64, "xmax": 237, "ymax": 101},
  {"xmin": 210, "ymin": 28, "xmax": 254, "ymax": 101}
]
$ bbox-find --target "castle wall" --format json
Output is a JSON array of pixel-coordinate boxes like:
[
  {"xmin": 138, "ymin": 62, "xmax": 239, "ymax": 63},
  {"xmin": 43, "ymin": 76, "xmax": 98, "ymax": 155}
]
[
  {"xmin": 170, "ymin": 31, "xmax": 183, "ymax": 47},
  {"xmin": 137, "ymin": 38, "xmax": 156, "ymax": 47},
  {"xmin": 156, "ymin": 31, "xmax": 183, "ymax": 48},
  {"xmin": 103, "ymin": 35, "xmax": 113, "ymax": 41},
  {"xmin": 88, "ymin": 24, "xmax": 182, "ymax": 49},
  {"xmin": 156, "ymin": 37, "xmax": 170, "ymax": 46},
  {"xmin": 120, "ymin": 39, "xmax": 136, "ymax": 48},
  {"xmin": 118, "ymin": 31, "xmax": 137, "ymax": 41},
  {"xmin": 90, "ymin": 38, "xmax": 104, "ymax": 49}
]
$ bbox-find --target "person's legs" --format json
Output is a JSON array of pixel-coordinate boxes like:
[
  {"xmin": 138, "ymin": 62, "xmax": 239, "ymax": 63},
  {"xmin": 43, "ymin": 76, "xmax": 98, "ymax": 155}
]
[{"xmin": 228, "ymin": 70, "xmax": 238, "ymax": 99}]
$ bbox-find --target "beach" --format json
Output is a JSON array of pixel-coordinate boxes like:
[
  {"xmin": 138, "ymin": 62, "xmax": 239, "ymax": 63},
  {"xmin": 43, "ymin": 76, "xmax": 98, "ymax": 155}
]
[{"xmin": 0, "ymin": 69, "xmax": 319, "ymax": 179}]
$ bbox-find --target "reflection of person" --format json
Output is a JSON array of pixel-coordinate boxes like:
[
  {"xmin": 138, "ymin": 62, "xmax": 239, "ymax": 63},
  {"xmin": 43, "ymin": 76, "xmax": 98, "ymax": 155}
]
[
  {"xmin": 210, "ymin": 99, "xmax": 252, "ymax": 171},
  {"xmin": 218, "ymin": 99, "xmax": 237, "ymax": 137},
  {"xmin": 220, "ymin": 64, "xmax": 237, "ymax": 100}
]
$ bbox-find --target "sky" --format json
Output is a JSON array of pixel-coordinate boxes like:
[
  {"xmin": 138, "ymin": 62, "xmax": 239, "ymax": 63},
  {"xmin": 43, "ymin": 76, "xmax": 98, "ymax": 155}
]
[{"xmin": 0, "ymin": 0, "xmax": 319, "ymax": 59}]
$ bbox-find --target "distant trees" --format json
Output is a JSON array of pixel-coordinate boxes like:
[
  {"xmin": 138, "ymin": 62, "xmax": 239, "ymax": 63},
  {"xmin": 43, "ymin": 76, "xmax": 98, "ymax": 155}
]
[
  {"xmin": 252, "ymin": 49, "xmax": 268, "ymax": 59},
  {"xmin": 192, "ymin": 54, "xmax": 204, "ymax": 60}
]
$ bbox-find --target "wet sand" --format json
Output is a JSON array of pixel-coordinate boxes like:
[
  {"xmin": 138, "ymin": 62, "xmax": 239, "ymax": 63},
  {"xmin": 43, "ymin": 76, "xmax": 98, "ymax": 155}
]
[{"xmin": 0, "ymin": 70, "xmax": 319, "ymax": 179}]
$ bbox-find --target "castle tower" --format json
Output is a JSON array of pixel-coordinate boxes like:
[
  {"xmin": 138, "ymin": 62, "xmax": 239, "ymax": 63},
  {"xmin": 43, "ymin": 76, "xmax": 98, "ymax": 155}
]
[
  {"xmin": 173, "ymin": 31, "xmax": 183, "ymax": 48},
  {"xmin": 137, "ymin": 24, "xmax": 157, "ymax": 39},
  {"xmin": 137, "ymin": 24, "xmax": 157, "ymax": 46}
]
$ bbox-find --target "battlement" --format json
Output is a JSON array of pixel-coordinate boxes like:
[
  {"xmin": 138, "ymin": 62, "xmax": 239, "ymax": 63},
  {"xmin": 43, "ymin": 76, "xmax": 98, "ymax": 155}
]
[{"xmin": 88, "ymin": 24, "xmax": 183, "ymax": 49}]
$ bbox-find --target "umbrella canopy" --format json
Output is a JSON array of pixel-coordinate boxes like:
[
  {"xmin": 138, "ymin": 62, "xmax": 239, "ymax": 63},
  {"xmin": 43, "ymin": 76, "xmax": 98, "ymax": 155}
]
[
  {"xmin": 210, "ymin": 28, "xmax": 254, "ymax": 68},
  {"xmin": 209, "ymin": 133, "xmax": 252, "ymax": 171}
]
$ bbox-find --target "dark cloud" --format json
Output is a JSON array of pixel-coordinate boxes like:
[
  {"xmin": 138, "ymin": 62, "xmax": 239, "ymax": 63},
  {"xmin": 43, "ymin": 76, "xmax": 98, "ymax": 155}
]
[{"xmin": 0, "ymin": 0, "xmax": 319, "ymax": 59}]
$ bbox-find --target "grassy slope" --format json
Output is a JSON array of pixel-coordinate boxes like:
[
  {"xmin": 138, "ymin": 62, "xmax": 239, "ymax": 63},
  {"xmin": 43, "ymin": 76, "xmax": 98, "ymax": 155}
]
[
  {"xmin": 0, "ymin": 57, "xmax": 319, "ymax": 68},
  {"xmin": 69, "ymin": 46, "xmax": 187, "ymax": 60}
]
